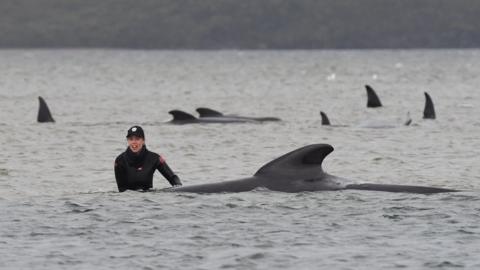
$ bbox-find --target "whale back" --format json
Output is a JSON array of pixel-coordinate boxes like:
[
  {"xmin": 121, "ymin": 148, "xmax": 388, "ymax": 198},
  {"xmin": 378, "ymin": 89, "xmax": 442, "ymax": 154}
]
[{"xmin": 170, "ymin": 144, "xmax": 457, "ymax": 194}]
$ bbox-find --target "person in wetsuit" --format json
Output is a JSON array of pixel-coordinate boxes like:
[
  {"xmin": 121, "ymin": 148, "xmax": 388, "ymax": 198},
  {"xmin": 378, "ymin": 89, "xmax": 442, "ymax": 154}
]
[{"xmin": 114, "ymin": 125, "xmax": 182, "ymax": 192}]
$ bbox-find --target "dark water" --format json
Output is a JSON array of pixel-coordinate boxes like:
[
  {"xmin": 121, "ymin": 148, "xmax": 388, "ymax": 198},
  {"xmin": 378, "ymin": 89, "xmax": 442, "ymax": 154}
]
[{"xmin": 0, "ymin": 50, "xmax": 479, "ymax": 269}]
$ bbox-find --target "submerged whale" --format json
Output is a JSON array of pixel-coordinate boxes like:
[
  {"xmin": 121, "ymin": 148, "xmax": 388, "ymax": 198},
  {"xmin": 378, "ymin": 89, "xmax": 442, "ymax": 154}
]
[
  {"xmin": 196, "ymin": 107, "xmax": 281, "ymax": 122},
  {"xmin": 366, "ymin": 85, "xmax": 382, "ymax": 108},
  {"xmin": 168, "ymin": 110, "xmax": 257, "ymax": 124},
  {"xmin": 320, "ymin": 111, "xmax": 412, "ymax": 128},
  {"xmin": 37, "ymin": 96, "xmax": 55, "ymax": 123},
  {"xmin": 172, "ymin": 144, "xmax": 456, "ymax": 194}
]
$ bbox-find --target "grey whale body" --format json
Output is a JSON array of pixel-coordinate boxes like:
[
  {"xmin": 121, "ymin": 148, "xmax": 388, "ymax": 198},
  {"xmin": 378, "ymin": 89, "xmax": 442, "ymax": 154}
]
[
  {"xmin": 196, "ymin": 107, "xmax": 281, "ymax": 122},
  {"xmin": 320, "ymin": 111, "xmax": 411, "ymax": 128},
  {"xmin": 172, "ymin": 144, "xmax": 456, "ymax": 194},
  {"xmin": 168, "ymin": 110, "xmax": 257, "ymax": 124}
]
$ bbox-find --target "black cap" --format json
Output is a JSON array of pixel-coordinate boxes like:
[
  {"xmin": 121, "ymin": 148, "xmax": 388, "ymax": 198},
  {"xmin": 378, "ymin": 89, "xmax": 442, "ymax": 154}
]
[{"xmin": 126, "ymin": 126, "xmax": 145, "ymax": 138}]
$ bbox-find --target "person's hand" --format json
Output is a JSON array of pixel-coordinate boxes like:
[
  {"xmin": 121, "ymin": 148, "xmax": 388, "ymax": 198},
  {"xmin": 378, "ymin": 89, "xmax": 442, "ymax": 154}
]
[{"xmin": 172, "ymin": 176, "xmax": 182, "ymax": 187}]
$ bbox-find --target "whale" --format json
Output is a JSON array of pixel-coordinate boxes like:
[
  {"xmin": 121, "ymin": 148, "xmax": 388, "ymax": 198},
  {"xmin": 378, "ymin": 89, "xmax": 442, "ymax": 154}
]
[
  {"xmin": 320, "ymin": 111, "xmax": 331, "ymax": 125},
  {"xmin": 366, "ymin": 88, "xmax": 435, "ymax": 120},
  {"xmin": 366, "ymin": 85, "xmax": 382, "ymax": 108},
  {"xmin": 423, "ymin": 92, "xmax": 436, "ymax": 119},
  {"xmin": 168, "ymin": 110, "xmax": 257, "ymax": 124},
  {"xmin": 196, "ymin": 107, "xmax": 281, "ymax": 122},
  {"xmin": 37, "ymin": 96, "xmax": 55, "ymax": 123},
  {"xmin": 319, "ymin": 111, "xmax": 411, "ymax": 128},
  {"xmin": 171, "ymin": 144, "xmax": 456, "ymax": 194},
  {"xmin": 319, "ymin": 111, "xmax": 348, "ymax": 127}
]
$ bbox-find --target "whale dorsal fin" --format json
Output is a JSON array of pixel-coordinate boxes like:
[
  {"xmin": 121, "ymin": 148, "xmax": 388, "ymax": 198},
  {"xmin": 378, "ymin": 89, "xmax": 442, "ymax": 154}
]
[
  {"xmin": 254, "ymin": 144, "xmax": 333, "ymax": 177},
  {"xmin": 196, "ymin": 107, "xmax": 223, "ymax": 117},
  {"xmin": 365, "ymin": 85, "xmax": 382, "ymax": 108},
  {"xmin": 423, "ymin": 92, "xmax": 436, "ymax": 119},
  {"xmin": 37, "ymin": 96, "xmax": 55, "ymax": 123},
  {"xmin": 169, "ymin": 110, "xmax": 197, "ymax": 121},
  {"xmin": 320, "ymin": 111, "xmax": 331, "ymax": 125}
]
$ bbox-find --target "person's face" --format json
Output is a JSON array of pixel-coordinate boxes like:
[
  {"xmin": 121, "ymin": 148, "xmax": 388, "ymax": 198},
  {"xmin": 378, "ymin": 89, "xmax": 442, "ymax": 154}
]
[{"xmin": 127, "ymin": 136, "xmax": 145, "ymax": 153}]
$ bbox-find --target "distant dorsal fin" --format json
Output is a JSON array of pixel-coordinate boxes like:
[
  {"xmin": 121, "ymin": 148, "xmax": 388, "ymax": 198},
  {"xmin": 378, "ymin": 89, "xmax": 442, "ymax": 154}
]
[
  {"xmin": 37, "ymin": 96, "xmax": 55, "ymax": 123},
  {"xmin": 254, "ymin": 144, "xmax": 334, "ymax": 177},
  {"xmin": 404, "ymin": 111, "xmax": 412, "ymax": 126},
  {"xmin": 196, "ymin": 107, "xmax": 223, "ymax": 117},
  {"xmin": 320, "ymin": 111, "xmax": 331, "ymax": 125},
  {"xmin": 423, "ymin": 92, "xmax": 436, "ymax": 119},
  {"xmin": 169, "ymin": 110, "xmax": 197, "ymax": 121},
  {"xmin": 365, "ymin": 85, "xmax": 382, "ymax": 108}
]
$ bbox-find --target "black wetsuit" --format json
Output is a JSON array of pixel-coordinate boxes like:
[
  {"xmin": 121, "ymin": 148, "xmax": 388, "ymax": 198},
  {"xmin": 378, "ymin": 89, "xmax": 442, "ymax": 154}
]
[{"xmin": 114, "ymin": 145, "xmax": 181, "ymax": 192}]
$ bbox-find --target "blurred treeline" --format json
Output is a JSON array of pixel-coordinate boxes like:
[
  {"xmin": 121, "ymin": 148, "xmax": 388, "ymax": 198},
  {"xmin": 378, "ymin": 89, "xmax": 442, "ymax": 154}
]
[{"xmin": 1, "ymin": 0, "xmax": 480, "ymax": 49}]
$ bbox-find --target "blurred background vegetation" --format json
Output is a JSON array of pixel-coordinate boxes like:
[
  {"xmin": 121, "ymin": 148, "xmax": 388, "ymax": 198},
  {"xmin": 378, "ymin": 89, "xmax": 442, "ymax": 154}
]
[{"xmin": 1, "ymin": 0, "xmax": 480, "ymax": 49}]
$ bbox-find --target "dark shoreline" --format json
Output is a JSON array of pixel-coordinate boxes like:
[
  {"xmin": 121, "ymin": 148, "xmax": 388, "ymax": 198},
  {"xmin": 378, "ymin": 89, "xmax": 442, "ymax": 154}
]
[{"xmin": 2, "ymin": 0, "xmax": 480, "ymax": 49}]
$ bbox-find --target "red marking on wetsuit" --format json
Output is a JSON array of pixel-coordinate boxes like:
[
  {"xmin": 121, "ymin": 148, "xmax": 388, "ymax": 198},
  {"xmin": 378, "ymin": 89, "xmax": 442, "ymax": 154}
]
[{"xmin": 159, "ymin": 155, "xmax": 166, "ymax": 164}]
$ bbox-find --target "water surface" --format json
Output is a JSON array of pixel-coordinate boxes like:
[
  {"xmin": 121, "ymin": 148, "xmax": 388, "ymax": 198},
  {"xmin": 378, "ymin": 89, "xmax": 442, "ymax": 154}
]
[{"xmin": 0, "ymin": 49, "xmax": 479, "ymax": 269}]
